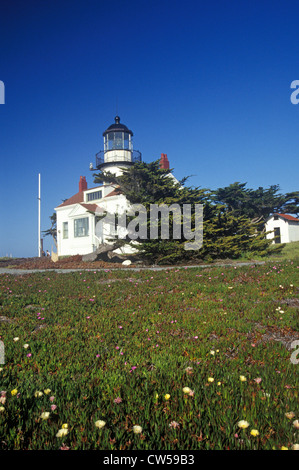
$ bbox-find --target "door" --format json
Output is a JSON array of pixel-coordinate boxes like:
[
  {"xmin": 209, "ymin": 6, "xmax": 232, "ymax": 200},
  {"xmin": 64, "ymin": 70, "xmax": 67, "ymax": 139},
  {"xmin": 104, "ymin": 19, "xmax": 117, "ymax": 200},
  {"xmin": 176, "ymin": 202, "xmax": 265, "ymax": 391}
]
[{"xmin": 274, "ymin": 227, "xmax": 281, "ymax": 244}]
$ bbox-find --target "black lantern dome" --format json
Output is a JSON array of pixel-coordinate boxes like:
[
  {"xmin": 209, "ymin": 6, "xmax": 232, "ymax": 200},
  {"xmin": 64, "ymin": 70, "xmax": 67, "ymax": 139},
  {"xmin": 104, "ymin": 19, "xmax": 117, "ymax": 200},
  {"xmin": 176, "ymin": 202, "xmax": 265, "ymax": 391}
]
[{"xmin": 103, "ymin": 116, "xmax": 133, "ymax": 137}]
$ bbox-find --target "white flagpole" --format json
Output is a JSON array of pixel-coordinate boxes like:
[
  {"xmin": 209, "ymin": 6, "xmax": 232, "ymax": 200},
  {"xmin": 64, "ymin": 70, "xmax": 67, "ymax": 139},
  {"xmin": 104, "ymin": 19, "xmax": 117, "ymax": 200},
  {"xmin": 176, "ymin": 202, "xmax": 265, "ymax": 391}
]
[{"xmin": 38, "ymin": 173, "xmax": 41, "ymax": 257}]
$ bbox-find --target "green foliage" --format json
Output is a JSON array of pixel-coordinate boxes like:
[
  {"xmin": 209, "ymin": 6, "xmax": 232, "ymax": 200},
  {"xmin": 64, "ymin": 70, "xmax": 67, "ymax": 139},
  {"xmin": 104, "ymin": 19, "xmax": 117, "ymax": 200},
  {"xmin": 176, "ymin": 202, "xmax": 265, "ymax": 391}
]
[
  {"xmin": 0, "ymin": 262, "xmax": 298, "ymax": 449},
  {"xmin": 42, "ymin": 213, "xmax": 57, "ymax": 248},
  {"xmin": 93, "ymin": 162, "xmax": 285, "ymax": 264},
  {"xmin": 212, "ymin": 183, "xmax": 299, "ymax": 228}
]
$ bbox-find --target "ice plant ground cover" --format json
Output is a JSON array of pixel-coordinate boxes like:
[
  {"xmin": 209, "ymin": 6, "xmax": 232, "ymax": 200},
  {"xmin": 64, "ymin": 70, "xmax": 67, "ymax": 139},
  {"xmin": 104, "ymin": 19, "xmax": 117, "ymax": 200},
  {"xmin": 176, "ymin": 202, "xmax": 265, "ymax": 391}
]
[{"xmin": 0, "ymin": 262, "xmax": 298, "ymax": 450}]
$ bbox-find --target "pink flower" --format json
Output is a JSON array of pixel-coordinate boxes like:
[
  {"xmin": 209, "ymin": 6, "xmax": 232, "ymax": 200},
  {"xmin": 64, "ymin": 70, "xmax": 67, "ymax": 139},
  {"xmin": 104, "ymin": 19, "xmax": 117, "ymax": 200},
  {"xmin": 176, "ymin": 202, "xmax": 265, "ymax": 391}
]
[
  {"xmin": 27, "ymin": 353, "xmax": 32, "ymax": 357},
  {"xmin": 254, "ymin": 377, "xmax": 262, "ymax": 384},
  {"xmin": 169, "ymin": 421, "xmax": 180, "ymax": 429},
  {"xmin": 114, "ymin": 397, "xmax": 122, "ymax": 404},
  {"xmin": 60, "ymin": 444, "xmax": 70, "ymax": 450},
  {"xmin": 51, "ymin": 404, "xmax": 57, "ymax": 411},
  {"xmin": 49, "ymin": 396, "xmax": 55, "ymax": 402}
]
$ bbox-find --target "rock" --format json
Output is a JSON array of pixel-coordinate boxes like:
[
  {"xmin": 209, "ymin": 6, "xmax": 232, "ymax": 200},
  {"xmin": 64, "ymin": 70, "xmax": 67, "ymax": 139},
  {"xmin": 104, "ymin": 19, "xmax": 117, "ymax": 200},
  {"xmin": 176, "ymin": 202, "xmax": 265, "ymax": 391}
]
[
  {"xmin": 82, "ymin": 252, "xmax": 98, "ymax": 262},
  {"xmin": 122, "ymin": 260, "xmax": 132, "ymax": 266}
]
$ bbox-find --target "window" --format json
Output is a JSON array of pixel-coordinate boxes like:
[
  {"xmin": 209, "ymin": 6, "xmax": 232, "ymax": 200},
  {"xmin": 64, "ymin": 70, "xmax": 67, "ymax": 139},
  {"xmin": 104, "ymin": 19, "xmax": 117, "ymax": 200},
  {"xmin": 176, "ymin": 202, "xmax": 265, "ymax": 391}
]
[
  {"xmin": 274, "ymin": 215, "xmax": 279, "ymax": 220},
  {"xmin": 74, "ymin": 217, "xmax": 89, "ymax": 237},
  {"xmin": 87, "ymin": 190, "xmax": 102, "ymax": 201},
  {"xmin": 62, "ymin": 222, "xmax": 68, "ymax": 239}
]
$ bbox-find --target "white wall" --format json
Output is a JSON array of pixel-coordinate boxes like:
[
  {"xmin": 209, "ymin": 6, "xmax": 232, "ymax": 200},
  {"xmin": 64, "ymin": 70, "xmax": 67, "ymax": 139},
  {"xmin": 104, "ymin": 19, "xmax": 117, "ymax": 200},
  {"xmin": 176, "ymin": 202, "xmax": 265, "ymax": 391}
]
[
  {"xmin": 265, "ymin": 217, "xmax": 299, "ymax": 244},
  {"xmin": 288, "ymin": 221, "xmax": 299, "ymax": 242},
  {"xmin": 56, "ymin": 206, "xmax": 96, "ymax": 256},
  {"xmin": 55, "ymin": 193, "xmax": 131, "ymax": 257}
]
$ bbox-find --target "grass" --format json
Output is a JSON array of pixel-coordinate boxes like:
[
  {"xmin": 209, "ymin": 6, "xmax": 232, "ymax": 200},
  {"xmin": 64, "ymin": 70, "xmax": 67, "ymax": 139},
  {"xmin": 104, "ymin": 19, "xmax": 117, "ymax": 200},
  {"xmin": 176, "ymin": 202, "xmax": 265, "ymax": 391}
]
[
  {"xmin": 0, "ymin": 260, "xmax": 298, "ymax": 450},
  {"xmin": 268, "ymin": 241, "xmax": 299, "ymax": 261}
]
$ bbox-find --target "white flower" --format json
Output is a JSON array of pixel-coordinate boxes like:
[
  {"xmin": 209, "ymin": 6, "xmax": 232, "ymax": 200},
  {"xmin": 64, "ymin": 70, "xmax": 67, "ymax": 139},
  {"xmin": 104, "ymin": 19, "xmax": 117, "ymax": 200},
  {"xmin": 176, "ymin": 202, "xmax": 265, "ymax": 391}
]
[
  {"xmin": 13, "ymin": 337, "xmax": 19, "ymax": 342},
  {"xmin": 237, "ymin": 420, "xmax": 250, "ymax": 429},
  {"xmin": 292, "ymin": 444, "xmax": 299, "ymax": 450},
  {"xmin": 34, "ymin": 391, "xmax": 43, "ymax": 397},
  {"xmin": 23, "ymin": 344, "xmax": 29, "ymax": 349},
  {"xmin": 133, "ymin": 425, "xmax": 142, "ymax": 434},
  {"xmin": 95, "ymin": 420, "xmax": 106, "ymax": 429},
  {"xmin": 182, "ymin": 387, "xmax": 192, "ymax": 394},
  {"xmin": 56, "ymin": 428, "xmax": 68, "ymax": 438},
  {"xmin": 239, "ymin": 375, "xmax": 247, "ymax": 382},
  {"xmin": 40, "ymin": 412, "xmax": 50, "ymax": 420},
  {"xmin": 0, "ymin": 406, "xmax": 5, "ymax": 412},
  {"xmin": 293, "ymin": 420, "xmax": 299, "ymax": 430}
]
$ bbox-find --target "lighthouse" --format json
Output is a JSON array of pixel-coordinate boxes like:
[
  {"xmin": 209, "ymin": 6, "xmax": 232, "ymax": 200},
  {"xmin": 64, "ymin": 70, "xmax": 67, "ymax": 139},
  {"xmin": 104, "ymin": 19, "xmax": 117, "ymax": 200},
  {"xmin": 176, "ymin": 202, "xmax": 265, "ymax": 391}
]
[{"xmin": 94, "ymin": 116, "xmax": 142, "ymax": 176}]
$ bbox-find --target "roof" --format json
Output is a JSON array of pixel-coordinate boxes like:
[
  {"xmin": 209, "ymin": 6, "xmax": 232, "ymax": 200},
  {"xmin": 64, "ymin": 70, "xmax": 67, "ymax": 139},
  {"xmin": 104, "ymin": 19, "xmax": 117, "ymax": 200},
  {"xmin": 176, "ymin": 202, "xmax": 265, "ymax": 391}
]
[
  {"xmin": 103, "ymin": 116, "xmax": 133, "ymax": 136},
  {"xmin": 105, "ymin": 188, "xmax": 121, "ymax": 198},
  {"xmin": 80, "ymin": 203, "xmax": 99, "ymax": 213},
  {"xmin": 57, "ymin": 191, "xmax": 84, "ymax": 208},
  {"xmin": 272, "ymin": 213, "xmax": 299, "ymax": 222},
  {"xmin": 56, "ymin": 186, "xmax": 121, "ymax": 209}
]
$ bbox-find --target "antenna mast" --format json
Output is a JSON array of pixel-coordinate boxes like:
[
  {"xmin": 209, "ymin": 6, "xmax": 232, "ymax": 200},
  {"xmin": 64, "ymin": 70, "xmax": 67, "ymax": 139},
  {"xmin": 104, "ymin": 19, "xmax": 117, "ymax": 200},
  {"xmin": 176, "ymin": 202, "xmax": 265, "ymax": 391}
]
[{"xmin": 38, "ymin": 173, "xmax": 41, "ymax": 257}]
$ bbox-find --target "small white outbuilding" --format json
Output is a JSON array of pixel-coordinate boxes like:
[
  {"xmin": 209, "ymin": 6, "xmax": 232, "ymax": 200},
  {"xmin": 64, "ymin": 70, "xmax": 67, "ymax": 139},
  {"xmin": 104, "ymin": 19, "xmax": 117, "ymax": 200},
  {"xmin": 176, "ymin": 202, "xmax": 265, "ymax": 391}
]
[{"xmin": 265, "ymin": 213, "xmax": 299, "ymax": 244}]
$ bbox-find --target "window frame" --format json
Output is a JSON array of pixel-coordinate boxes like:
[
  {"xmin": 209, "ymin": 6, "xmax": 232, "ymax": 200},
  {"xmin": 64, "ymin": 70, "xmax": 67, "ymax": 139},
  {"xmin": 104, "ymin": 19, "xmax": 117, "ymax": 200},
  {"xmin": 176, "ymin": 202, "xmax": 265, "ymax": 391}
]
[{"xmin": 74, "ymin": 217, "xmax": 89, "ymax": 238}]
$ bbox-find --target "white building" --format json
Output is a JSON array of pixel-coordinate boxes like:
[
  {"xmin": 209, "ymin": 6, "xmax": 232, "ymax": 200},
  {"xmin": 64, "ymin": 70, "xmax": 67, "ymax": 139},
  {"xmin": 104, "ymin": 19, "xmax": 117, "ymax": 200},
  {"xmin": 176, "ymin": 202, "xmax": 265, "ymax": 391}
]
[
  {"xmin": 265, "ymin": 213, "xmax": 299, "ymax": 244},
  {"xmin": 55, "ymin": 116, "xmax": 172, "ymax": 257}
]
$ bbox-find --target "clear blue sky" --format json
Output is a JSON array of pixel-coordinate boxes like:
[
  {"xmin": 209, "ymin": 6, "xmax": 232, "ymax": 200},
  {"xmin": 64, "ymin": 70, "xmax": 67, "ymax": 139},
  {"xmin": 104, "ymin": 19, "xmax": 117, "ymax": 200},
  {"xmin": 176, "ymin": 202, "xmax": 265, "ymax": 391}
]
[{"xmin": 1, "ymin": 0, "xmax": 299, "ymax": 257}]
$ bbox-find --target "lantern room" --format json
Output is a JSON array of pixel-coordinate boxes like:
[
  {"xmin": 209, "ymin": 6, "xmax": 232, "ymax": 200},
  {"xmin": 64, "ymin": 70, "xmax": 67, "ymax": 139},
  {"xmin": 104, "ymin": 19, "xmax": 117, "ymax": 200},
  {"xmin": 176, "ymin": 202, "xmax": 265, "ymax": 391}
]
[{"xmin": 94, "ymin": 116, "xmax": 142, "ymax": 175}]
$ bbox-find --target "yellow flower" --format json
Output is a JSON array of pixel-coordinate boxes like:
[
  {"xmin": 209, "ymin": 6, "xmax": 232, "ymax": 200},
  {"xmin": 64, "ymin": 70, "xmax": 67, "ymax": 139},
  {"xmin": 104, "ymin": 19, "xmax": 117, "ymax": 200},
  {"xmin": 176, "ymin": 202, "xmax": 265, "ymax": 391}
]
[
  {"xmin": 56, "ymin": 428, "xmax": 68, "ymax": 438},
  {"xmin": 0, "ymin": 406, "xmax": 5, "ymax": 412},
  {"xmin": 95, "ymin": 420, "xmax": 106, "ymax": 429},
  {"xmin": 237, "ymin": 420, "xmax": 249, "ymax": 429},
  {"xmin": 281, "ymin": 446, "xmax": 288, "ymax": 450},
  {"xmin": 217, "ymin": 381, "xmax": 222, "ymax": 386},
  {"xmin": 239, "ymin": 375, "xmax": 247, "ymax": 382},
  {"xmin": 250, "ymin": 429, "xmax": 259, "ymax": 437},
  {"xmin": 11, "ymin": 389, "xmax": 18, "ymax": 396},
  {"xmin": 182, "ymin": 387, "xmax": 191, "ymax": 394},
  {"xmin": 62, "ymin": 423, "xmax": 68, "ymax": 429},
  {"xmin": 164, "ymin": 394, "xmax": 171, "ymax": 400},
  {"xmin": 44, "ymin": 389, "xmax": 51, "ymax": 395},
  {"xmin": 34, "ymin": 391, "xmax": 43, "ymax": 397},
  {"xmin": 285, "ymin": 412, "xmax": 295, "ymax": 419},
  {"xmin": 208, "ymin": 377, "xmax": 214, "ymax": 383}
]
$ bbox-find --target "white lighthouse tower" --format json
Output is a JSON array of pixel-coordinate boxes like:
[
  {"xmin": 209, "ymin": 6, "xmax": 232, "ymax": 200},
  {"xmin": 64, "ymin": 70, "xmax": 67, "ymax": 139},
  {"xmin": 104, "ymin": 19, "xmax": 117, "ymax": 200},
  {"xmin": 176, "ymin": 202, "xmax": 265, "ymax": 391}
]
[{"xmin": 94, "ymin": 116, "xmax": 142, "ymax": 176}]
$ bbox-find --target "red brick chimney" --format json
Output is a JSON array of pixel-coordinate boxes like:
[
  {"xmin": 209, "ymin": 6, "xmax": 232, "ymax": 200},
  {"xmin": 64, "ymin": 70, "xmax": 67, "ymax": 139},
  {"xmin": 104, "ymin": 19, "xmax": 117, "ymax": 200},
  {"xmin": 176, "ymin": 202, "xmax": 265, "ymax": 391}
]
[
  {"xmin": 79, "ymin": 176, "xmax": 88, "ymax": 192},
  {"xmin": 160, "ymin": 153, "xmax": 170, "ymax": 169}
]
